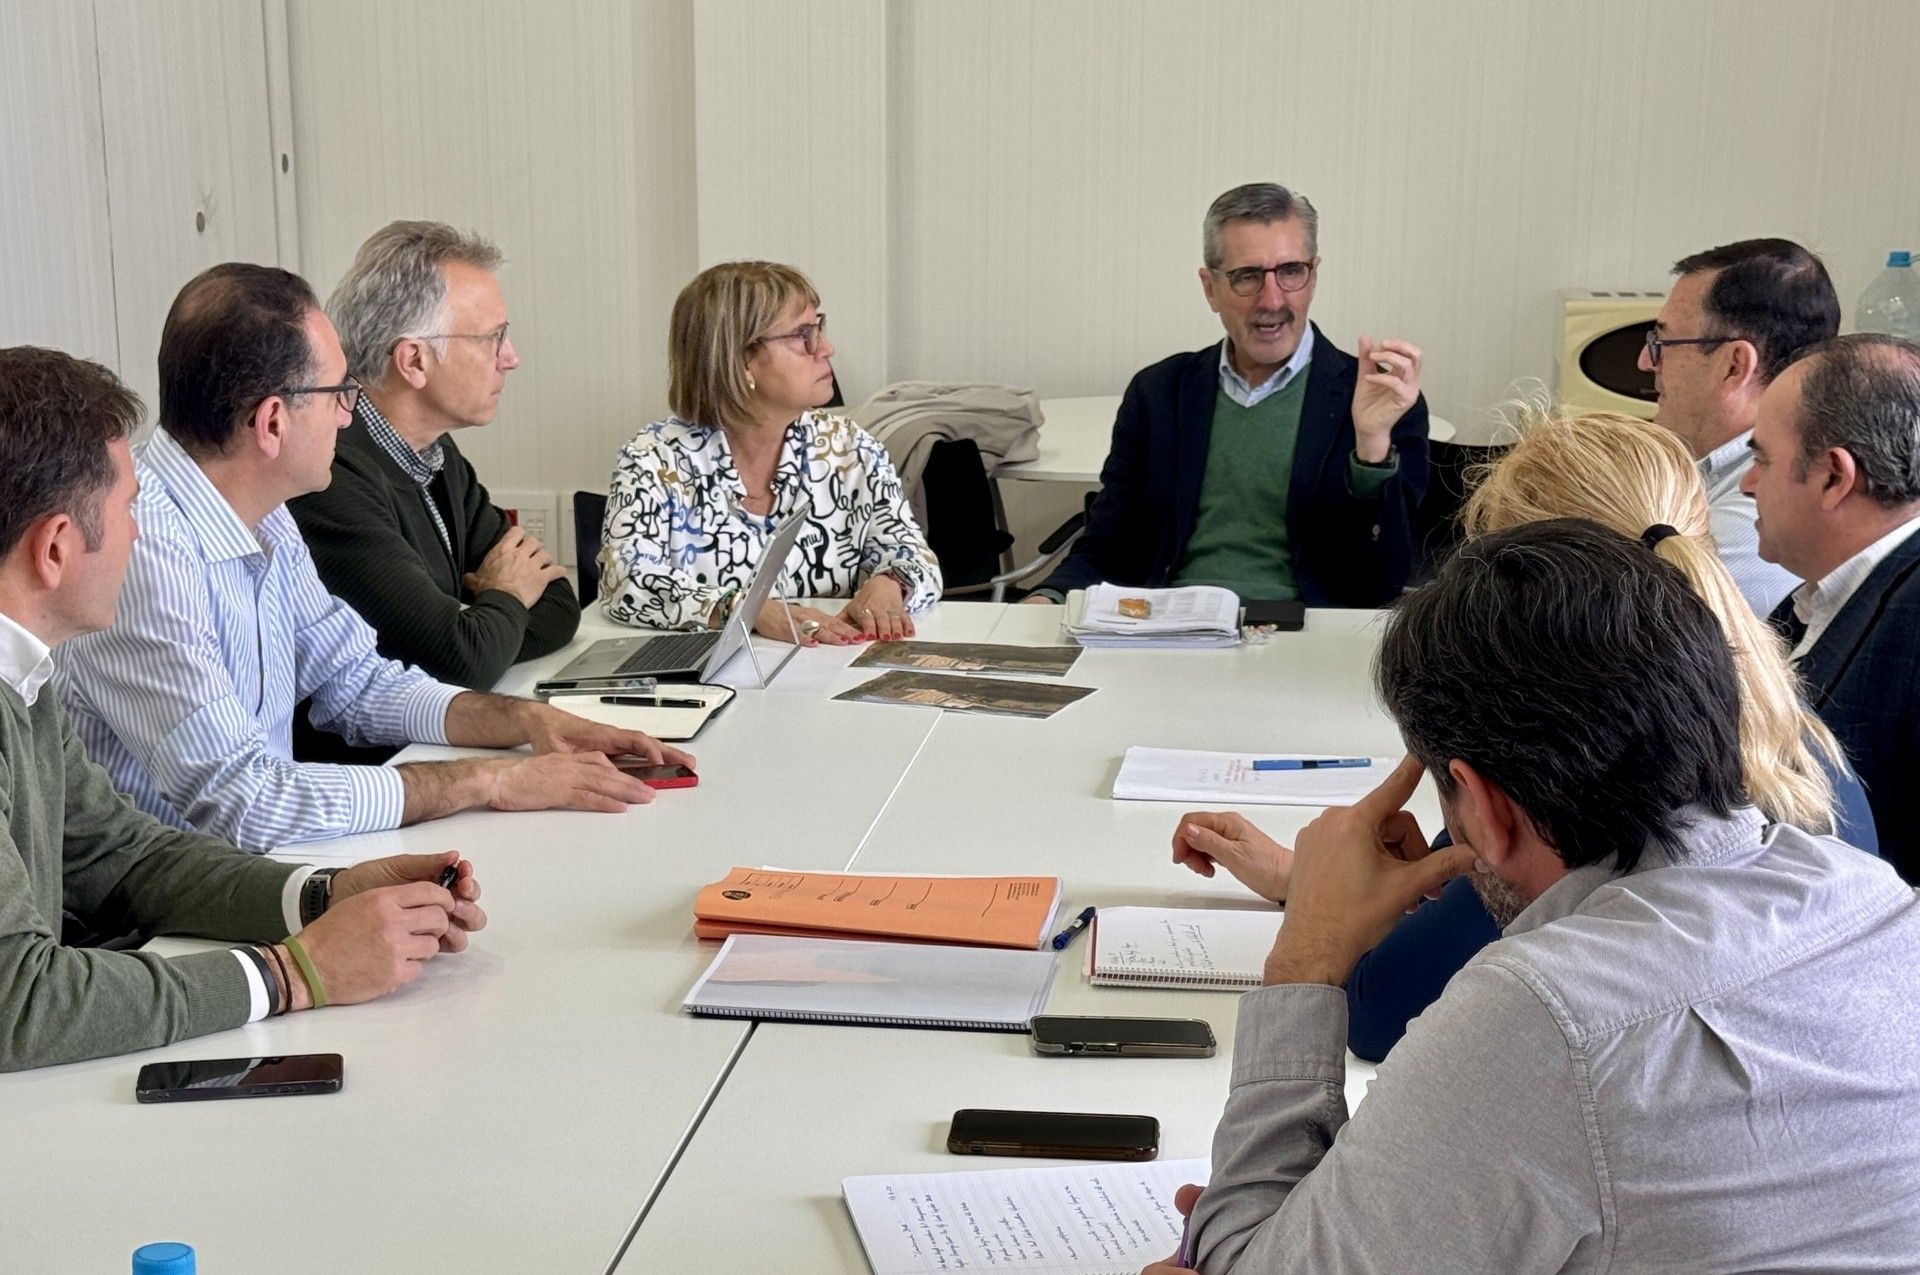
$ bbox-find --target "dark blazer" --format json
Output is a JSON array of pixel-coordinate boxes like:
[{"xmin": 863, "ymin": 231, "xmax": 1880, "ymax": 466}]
[
  {"xmin": 1774, "ymin": 525, "xmax": 1920, "ymax": 883},
  {"xmin": 1039, "ymin": 328, "xmax": 1430, "ymax": 604},
  {"xmin": 289, "ymin": 405, "xmax": 580, "ymax": 690}
]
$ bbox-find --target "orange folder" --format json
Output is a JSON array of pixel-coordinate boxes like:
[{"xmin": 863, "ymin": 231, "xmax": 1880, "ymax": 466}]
[{"xmin": 693, "ymin": 868, "xmax": 1064, "ymax": 950}]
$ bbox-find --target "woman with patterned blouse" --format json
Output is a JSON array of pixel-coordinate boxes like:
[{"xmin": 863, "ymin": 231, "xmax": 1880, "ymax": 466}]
[{"xmin": 599, "ymin": 261, "xmax": 941, "ymax": 644}]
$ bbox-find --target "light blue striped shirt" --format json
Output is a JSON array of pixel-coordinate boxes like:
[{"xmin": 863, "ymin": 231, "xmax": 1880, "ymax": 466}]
[{"xmin": 54, "ymin": 429, "xmax": 462, "ymax": 854}]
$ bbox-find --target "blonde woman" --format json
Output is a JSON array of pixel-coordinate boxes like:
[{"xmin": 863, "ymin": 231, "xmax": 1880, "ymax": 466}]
[
  {"xmin": 1174, "ymin": 405, "xmax": 1876, "ymax": 1061},
  {"xmin": 600, "ymin": 262, "xmax": 941, "ymax": 645}
]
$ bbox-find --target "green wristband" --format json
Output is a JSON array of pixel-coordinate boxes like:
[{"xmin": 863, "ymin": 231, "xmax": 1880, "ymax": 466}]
[{"xmin": 282, "ymin": 934, "xmax": 329, "ymax": 1009}]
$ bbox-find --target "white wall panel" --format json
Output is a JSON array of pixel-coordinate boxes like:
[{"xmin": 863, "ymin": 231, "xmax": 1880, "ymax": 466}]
[
  {"xmin": 692, "ymin": 0, "xmax": 891, "ymax": 399},
  {"xmin": 285, "ymin": 0, "xmax": 697, "ymax": 501},
  {"xmin": 93, "ymin": 0, "xmax": 286, "ymax": 418},
  {"xmin": 0, "ymin": 1, "xmax": 119, "ymax": 372},
  {"xmin": 892, "ymin": 0, "xmax": 1920, "ymax": 439}
]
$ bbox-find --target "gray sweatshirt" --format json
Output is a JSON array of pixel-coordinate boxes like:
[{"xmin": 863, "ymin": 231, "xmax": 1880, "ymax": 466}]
[{"xmin": 1191, "ymin": 808, "xmax": 1920, "ymax": 1272}]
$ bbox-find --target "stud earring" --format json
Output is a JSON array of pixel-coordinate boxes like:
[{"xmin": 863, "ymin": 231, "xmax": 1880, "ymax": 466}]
[{"xmin": 747, "ymin": 376, "xmax": 757, "ymax": 392}]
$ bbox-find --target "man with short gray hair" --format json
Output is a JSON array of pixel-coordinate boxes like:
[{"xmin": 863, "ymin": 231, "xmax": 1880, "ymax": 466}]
[
  {"xmin": 290, "ymin": 220, "xmax": 578, "ymax": 695},
  {"xmin": 1030, "ymin": 182, "xmax": 1429, "ymax": 605},
  {"xmin": 1743, "ymin": 333, "xmax": 1920, "ymax": 879}
]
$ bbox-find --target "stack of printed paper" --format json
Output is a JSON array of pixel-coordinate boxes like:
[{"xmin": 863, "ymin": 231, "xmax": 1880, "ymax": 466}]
[{"xmin": 1065, "ymin": 584, "xmax": 1240, "ymax": 648}]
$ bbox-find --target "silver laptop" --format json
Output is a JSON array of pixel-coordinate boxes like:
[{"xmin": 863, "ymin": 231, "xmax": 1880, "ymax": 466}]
[{"xmin": 548, "ymin": 510, "xmax": 810, "ymax": 686}]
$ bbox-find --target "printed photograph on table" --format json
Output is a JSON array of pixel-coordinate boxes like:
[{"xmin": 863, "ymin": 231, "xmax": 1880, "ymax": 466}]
[
  {"xmin": 836, "ymin": 670, "xmax": 1096, "ymax": 719},
  {"xmin": 850, "ymin": 640, "xmax": 1084, "ymax": 677}
]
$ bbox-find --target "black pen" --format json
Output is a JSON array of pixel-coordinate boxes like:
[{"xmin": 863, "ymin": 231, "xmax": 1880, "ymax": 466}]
[{"xmin": 600, "ymin": 694, "xmax": 706, "ymax": 709}]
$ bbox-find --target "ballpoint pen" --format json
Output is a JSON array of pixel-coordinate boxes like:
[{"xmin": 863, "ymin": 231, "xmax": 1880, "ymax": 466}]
[
  {"xmin": 600, "ymin": 694, "xmax": 707, "ymax": 708},
  {"xmin": 1050, "ymin": 906, "xmax": 1097, "ymax": 950},
  {"xmin": 1251, "ymin": 757, "xmax": 1372, "ymax": 771}
]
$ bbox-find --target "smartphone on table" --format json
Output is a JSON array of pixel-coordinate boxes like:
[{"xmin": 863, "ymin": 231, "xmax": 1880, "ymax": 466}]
[
  {"xmin": 613, "ymin": 760, "xmax": 698, "ymax": 789},
  {"xmin": 1029, "ymin": 1015, "xmax": 1217, "ymax": 1058},
  {"xmin": 135, "ymin": 1053, "xmax": 343, "ymax": 1103},
  {"xmin": 947, "ymin": 1108, "xmax": 1159, "ymax": 1161}
]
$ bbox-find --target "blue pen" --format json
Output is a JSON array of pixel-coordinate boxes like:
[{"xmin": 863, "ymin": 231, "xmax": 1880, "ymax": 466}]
[
  {"xmin": 1050, "ymin": 906, "xmax": 1097, "ymax": 950},
  {"xmin": 1251, "ymin": 757, "xmax": 1372, "ymax": 772}
]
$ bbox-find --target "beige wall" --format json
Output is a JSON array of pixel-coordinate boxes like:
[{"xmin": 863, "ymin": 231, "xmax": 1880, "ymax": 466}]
[
  {"xmin": 284, "ymin": 0, "xmax": 698, "ymax": 545},
  {"xmin": 10, "ymin": 0, "xmax": 1920, "ymax": 551},
  {"xmin": 883, "ymin": 0, "xmax": 1920, "ymax": 434}
]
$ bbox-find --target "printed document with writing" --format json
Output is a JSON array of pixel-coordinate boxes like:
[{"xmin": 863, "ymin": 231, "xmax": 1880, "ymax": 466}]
[
  {"xmin": 1112, "ymin": 747, "xmax": 1396, "ymax": 805},
  {"xmin": 843, "ymin": 1157, "xmax": 1208, "ymax": 1274}
]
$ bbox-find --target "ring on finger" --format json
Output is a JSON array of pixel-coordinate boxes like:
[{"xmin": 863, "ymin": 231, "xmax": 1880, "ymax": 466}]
[{"xmin": 800, "ymin": 619, "xmax": 822, "ymax": 636}]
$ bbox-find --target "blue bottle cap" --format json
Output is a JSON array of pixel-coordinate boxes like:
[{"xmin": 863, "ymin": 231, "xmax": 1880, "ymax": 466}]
[
  {"xmin": 1890, "ymin": 251, "xmax": 1913, "ymax": 268},
  {"xmin": 132, "ymin": 1242, "xmax": 196, "ymax": 1275}
]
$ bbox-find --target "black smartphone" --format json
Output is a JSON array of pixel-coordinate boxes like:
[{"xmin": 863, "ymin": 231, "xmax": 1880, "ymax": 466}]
[
  {"xmin": 1242, "ymin": 598, "xmax": 1306, "ymax": 630},
  {"xmin": 947, "ymin": 1108, "xmax": 1159, "ymax": 1161},
  {"xmin": 613, "ymin": 760, "xmax": 699, "ymax": 789},
  {"xmin": 135, "ymin": 1053, "xmax": 343, "ymax": 1103},
  {"xmin": 1029, "ymin": 1015, "xmax": 1216, "ymax": 1058}
]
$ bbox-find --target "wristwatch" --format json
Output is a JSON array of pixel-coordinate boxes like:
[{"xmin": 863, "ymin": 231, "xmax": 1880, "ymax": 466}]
[{"xmin": 298, "ymin": 868, "xmax": 341, "ymax": 927}]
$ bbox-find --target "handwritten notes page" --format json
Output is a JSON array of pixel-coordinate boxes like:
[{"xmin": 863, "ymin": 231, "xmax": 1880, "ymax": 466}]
[
  {"xmin": 843, "ymin": 1158, "xmax": 1208, "ymax": 1274},
  {"xmin": 1089, "ymin": 907, "xmax": 1283, "ymax": 990}
]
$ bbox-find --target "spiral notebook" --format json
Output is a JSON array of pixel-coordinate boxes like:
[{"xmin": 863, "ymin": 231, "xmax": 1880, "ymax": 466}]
[
  {"xmin": 1089, "ymin": 907, "xmax": 1284, "ymax": 990},
  {"xmin": 682, "ymin": 934, "xmax": 1058, "ymax": 1031}
]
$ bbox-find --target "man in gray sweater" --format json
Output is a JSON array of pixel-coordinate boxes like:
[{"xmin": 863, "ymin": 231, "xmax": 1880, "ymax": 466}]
[
  {"xmin": 1155, "ymin": 519, "xmax": 1920, "ymax": 1272},
  {"xmin": 0, "ymin": 346, "xmax": 487, "ymax": 1071}
]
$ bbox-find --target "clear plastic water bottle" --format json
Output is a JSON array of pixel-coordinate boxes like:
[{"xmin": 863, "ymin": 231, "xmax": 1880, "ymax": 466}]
[
  {"xmin": 1856, "ymin": 251, "xmax": 1919, "ymax": 340},
  {"xmin": 132, "ymin": 1241, "xmax": 196, "ymax": 1274}
]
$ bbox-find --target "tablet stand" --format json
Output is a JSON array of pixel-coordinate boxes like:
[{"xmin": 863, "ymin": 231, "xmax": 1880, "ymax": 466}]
[{"xmin": 725, "ymin": 580, "xmax": 803, "ymax": 689}]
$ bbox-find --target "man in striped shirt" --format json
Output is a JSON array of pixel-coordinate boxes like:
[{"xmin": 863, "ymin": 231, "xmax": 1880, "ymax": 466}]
[{"xmin": 56, "ymin": 264, "xmax": 692, "ymax": 854}]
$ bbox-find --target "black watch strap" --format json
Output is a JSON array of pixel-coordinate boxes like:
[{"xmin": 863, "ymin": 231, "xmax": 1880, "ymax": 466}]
[{"xmin": 298, "ymin": 868, "xmax": 340, "ymax": 928}]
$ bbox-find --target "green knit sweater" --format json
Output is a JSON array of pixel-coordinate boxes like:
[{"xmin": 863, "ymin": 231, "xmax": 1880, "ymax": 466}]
[{"xmin": 0, "ymin": 683, "xmax": 296, "ymax": 1071}]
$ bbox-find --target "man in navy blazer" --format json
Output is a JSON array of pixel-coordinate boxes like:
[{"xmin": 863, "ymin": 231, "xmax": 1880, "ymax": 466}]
[
  {"xmin": 1745, "ymin": 333, "xmax": 1920, "ymax": 881},
  {"xmin": 1030, "ymin": 183, "xmax": 1429, "ymax": 606}
]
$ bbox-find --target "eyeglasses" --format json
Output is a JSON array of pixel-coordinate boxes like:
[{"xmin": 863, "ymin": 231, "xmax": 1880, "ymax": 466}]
[
  {"xmin": 406, "ymin": 323, "xmax": 512, "ymax": 359},
  {"xmin": 753, "ymin": 314, "xmax": 828, "ymax": 356},
  {"xmin": 1213, "ymin": 261, "xmax": 1317, "ymax": 296},
  {"xmin": 1643, "ymin": 330, "xmax": 1730, "ymax": 369},
  {"xmin": 278, "ymin": 379, "xmax": 362, "ymax": 414}
]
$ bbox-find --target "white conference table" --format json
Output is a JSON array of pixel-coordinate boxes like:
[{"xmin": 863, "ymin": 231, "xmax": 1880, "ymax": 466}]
[
  {"xmin": 621, "ymin": 604, "xmax": 1421, "ymax": 1271},
  {"xmin": 0, "ymin": 607, "xmax": 995, "ymax": 1274},
  {"xmin": 4, "ymin": 599, "xmax": 1409, "ymax": 1273},
  {"xmin": 1002, "ymin": 394, "xmax": 1458, "ymax": 484}
]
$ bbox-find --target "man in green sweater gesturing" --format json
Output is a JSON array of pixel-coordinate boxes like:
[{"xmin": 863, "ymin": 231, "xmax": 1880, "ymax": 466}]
[{"xmin": 0, "ymin": 347, "xmax": 487, "ymax": 1071}]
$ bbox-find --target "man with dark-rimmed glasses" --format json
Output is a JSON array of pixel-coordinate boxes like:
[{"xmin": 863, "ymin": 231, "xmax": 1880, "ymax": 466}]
[
  {"xmin": 290, "ymin": 221, "xmax": 580, "ymax": 697},
  {"xmin": 56, "ymin": 263, "xmax": 692, "ymax": 854},
  {"xmin": 1638, "ymin": 238, "xmax": 1839, "ymax": 614},
  {"xmin": 1028, "ymin": 181, "xmax": 1430, "ymax": 606}
]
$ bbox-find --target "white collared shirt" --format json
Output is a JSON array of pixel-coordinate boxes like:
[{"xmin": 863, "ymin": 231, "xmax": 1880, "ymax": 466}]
[
  {"xmin": 1217, "ymin": 325, "xmax": 1316, "ymax": 408},
  {"xmin": 0, "ymin": 610, "xmax": 54, "ymax": 706},
  {"xmin": 1697, "ymin": 430, "xmax": 1797, "ymax": 616},
  {"xmin": 1790, "ymin": 514, "xmax": 1920, "ymax": 659}
]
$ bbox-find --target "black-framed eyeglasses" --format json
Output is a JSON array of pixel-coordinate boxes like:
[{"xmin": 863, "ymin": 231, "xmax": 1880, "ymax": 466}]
[
  {"xmin": 1214, "ymin": 261, "xmax": 1317, "ymax": 296},
  {"xmin": 1643, "ymin": 330, "xmax": 1730, "ymax": 369},
  {"xmin": 406, "ymin": 323, "xmax": 512, "ymax": 359},
  {"xmin": 277, "ymin": 379, "xmax": 362, "ymax": 414},
  {"xmin": 752, "ymin": 314, "xmax": 828, "ymax": 356}
]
